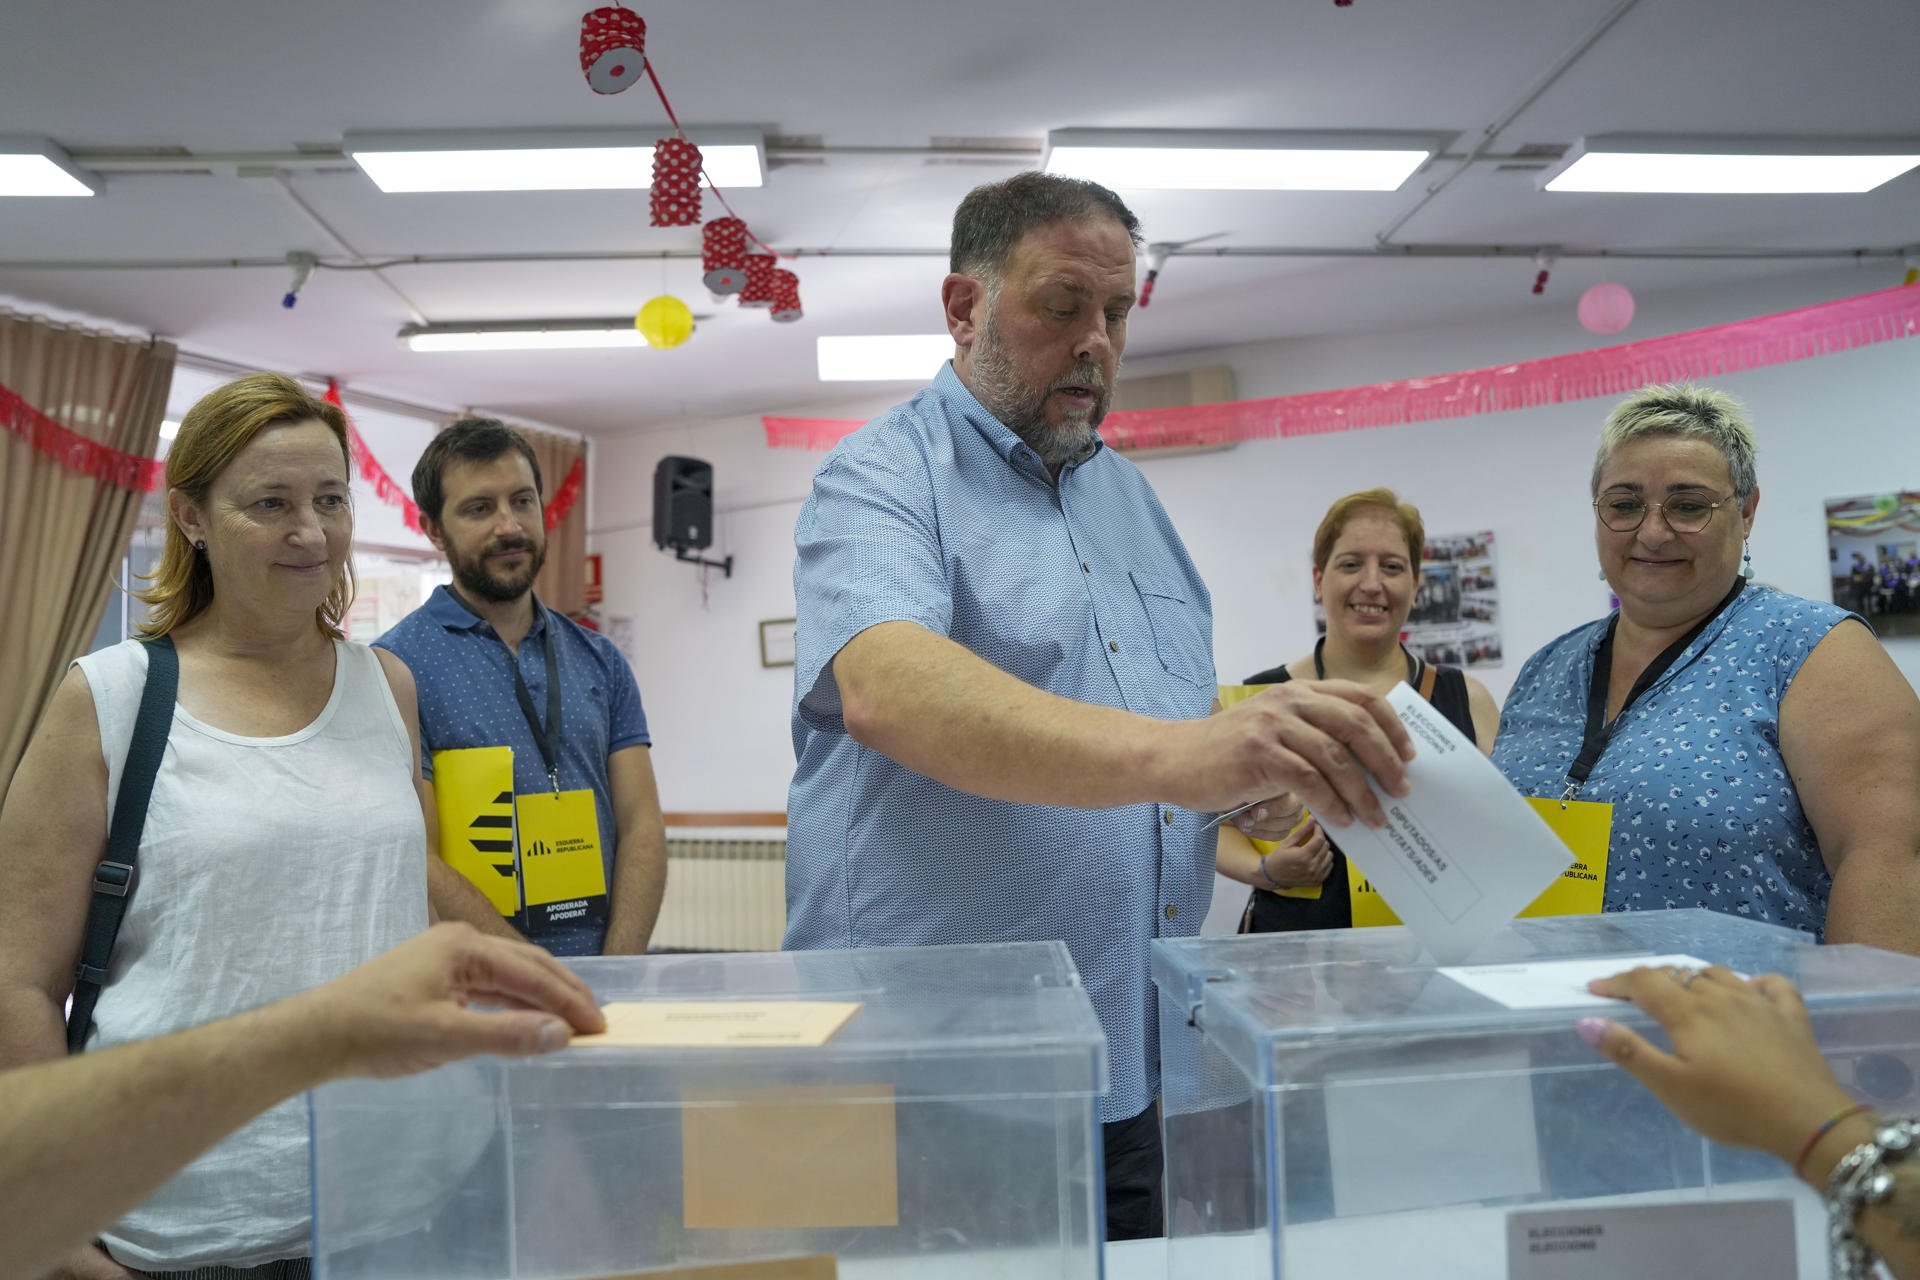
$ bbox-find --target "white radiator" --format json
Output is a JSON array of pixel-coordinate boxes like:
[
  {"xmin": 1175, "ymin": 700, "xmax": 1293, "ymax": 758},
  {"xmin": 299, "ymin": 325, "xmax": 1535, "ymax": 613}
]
[{"xmin": 651, "ymin": 833, "xmax": 787, "ymax": 952}]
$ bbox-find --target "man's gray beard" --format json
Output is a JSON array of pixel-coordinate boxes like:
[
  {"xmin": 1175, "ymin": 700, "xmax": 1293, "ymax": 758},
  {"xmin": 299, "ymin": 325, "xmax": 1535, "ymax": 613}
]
[{"xmin": 969, "ymin": 307, "xmax": 1111, "ymax": 475}]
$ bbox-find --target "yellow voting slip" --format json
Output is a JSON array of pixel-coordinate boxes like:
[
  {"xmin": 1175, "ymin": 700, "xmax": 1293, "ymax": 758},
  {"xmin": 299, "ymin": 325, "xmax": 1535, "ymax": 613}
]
[
  {"xmin": 1216, "ymin": 684, "xmax": 1323, "ymax": 900},
  {"xmin": 1350, "ymin": 796, "xmax": 1613, "ymax": 926},
  {"xmin": 431, "ymin": 747, "xmax": 520, "ymax": 916},
  {"xmin": 517, "ymin": 788, "xmax": 609, "ymax": 932}
]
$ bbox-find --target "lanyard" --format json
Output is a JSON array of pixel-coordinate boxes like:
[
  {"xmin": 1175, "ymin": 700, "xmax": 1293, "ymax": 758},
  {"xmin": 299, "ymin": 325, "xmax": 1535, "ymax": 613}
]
[
  {"xmin": 512, "ymin": 629, "xmax": 563, "ymax": 795},
  {"xmin": 451, "ymin": 589, "xmax": 562, "ymax": 794},
  {"xmin": 1563, "ymin": 579, "xmax": 1744, "ymax": 803}
]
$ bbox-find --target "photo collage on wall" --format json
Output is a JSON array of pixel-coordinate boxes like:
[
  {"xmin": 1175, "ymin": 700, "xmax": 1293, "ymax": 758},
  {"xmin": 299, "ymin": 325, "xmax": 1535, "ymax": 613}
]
[
  {"xmin": 1316, "ymin": 529, "xmax": 1503, "ymax": 669},
  {"xmin": 1827, "ymin": 491, "xmax": 1920, "ymax": 639}
]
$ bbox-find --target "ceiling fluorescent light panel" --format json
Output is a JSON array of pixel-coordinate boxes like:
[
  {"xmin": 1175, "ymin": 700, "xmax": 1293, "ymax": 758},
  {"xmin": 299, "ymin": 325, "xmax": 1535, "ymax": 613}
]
[
  {"xmin": 0, "ymin": 138, "xmax": 99, "ymax": 196},
  {"xmin": 403, "ymin": 322, "xmax": 649, "ymax": 352},
  {"xmin": 346, "ymin": 129, "xmax": 765, "ymax": 193},
  {"xmin": 1043, "ymin": 129, "xmax": 1439, "ymax": 191},
  {"xmin": 817, "ymin": 335, "xmax": 954, "ymax": 381},
  {"xmin": 1544, "ymin": 134, "xmax": 1920, "ymax": 194}
]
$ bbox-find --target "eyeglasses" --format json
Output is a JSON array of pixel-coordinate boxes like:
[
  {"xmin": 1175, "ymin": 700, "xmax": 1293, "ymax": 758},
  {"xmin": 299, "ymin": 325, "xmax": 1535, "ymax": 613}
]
[{"xmin": 1593, "ymin": 489, "xmax": 1731, "ymax": 534}]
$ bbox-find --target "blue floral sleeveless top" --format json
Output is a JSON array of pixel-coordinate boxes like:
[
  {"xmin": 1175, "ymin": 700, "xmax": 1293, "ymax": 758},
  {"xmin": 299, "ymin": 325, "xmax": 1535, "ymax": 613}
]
[{"xmin": 1493, "ymin": 585, "xmax": 1857, "ymax": 938}]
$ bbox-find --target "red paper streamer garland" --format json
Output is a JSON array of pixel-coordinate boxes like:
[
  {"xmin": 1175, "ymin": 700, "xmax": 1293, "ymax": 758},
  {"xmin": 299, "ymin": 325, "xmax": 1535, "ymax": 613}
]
[
  {"xmin": 325, "ymin": 381, "xmax": 423, "ymax": 534},
  {"xmin": 763, "ymin": 284, "xmax": 1920, "ymax": 451},
  {"xmin": 543, "ymin": 455, "xmax": 586, "ymax": 531},
  {"xmin": 323, "ymin": 381, "xmax": 584, "ymax": 534},
  {"xmin": 0, "ymin": 379, "xmax": 167, "ymax": 492}
]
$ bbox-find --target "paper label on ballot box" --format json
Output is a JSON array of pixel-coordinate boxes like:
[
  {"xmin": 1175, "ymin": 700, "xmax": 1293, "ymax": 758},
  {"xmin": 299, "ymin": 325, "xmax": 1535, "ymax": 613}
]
[
  {"xmin": 682, "ymin": 1084, "xmax": 898, "ymax": 1230},
  {"xmin": 595, "ymin": 1257, "xmax": 839, "ymax": 1280},
  {"xmin": 1506, "ymin": 1197, "xmax": 1795, "ymax": 1279},
  {"xmin": 572, "ymin": 1001, "xmax": 863, "ymax": 1049}
]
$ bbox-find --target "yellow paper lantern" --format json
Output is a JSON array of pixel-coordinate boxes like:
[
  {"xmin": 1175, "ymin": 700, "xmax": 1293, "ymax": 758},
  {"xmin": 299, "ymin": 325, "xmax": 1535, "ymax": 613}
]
[{"xmin": 635, "ymin": 295, "xmax": 694, "ymax": 349}]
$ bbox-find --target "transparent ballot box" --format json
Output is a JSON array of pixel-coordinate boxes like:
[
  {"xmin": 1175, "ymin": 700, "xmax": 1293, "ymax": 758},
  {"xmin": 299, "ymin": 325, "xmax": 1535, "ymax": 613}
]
[
  {"xmin": 311, "ymin": 942, "xmax": 1107, "ymax": 1279},
  {"xmin": 1153, "ymin": 910, "xmax": 1920, "ymax": 1279}
]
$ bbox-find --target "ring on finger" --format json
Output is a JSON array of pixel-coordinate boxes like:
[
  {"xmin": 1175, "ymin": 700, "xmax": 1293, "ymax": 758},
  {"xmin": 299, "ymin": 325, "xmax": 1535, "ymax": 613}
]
[{"xmin": 1666, "ymin": 965, "xmax": 1705, "ymax": 989}]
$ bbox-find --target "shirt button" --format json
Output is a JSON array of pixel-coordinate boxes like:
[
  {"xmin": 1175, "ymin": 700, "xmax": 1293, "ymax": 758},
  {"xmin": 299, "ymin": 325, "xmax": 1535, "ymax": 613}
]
[
  {"xmin": 1109, "ymin": 640, "xmax": 1119, "ymax": 653},
  {"xmin": 1162, "ymin": 810, "xmax": 1173, "ymax": 826},
  {"xmin": 1164, "ymin": 904, "xmax": 1178, "ymax": 921}
]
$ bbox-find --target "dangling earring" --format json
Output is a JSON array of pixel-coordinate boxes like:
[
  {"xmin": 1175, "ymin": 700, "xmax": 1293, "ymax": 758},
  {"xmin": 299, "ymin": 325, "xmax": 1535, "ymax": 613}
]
[{"xmin": 1741, "ymin": 540, "xmax": 1754, "ymax": 580}]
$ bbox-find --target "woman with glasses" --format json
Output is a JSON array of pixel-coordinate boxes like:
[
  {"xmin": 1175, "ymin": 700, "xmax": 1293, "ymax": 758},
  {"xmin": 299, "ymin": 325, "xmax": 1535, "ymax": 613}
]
[{"xmin": 1493, "ymin": 384, "xmax": 1920, "ymax": 951}]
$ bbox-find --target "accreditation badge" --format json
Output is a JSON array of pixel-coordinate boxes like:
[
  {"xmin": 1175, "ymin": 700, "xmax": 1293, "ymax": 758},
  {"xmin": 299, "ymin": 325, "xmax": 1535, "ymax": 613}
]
[
  {"xmin": 1349, "ymin": 797, "xmax": 1613, "ymax": 927},
  {"xmin": 516, "ymin": 788, "xmax": 610, "ymax": 933}
]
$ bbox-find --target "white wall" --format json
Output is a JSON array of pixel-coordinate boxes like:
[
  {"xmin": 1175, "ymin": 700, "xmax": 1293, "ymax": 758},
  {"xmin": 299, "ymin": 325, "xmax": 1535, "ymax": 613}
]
[
  {"xmin": 590, "ymin": 267, "xmax": 1920, "ymax": 828},
  {"xmin": 588, "ymin": 392, "xmax": 901, "ymax": 812}
]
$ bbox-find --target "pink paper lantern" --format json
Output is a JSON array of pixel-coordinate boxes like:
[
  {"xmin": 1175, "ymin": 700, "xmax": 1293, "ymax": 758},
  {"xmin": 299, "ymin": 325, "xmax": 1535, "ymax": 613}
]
[{"xmin": 1578, "ymin": 283, "xmax": 1635, "ymax": 335}]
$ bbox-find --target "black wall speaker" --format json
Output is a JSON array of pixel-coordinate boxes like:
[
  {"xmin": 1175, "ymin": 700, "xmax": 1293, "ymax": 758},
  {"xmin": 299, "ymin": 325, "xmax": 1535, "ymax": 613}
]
[{"xmin": 653, "ymin": 456, "xmax": 714, "ymax": 551}]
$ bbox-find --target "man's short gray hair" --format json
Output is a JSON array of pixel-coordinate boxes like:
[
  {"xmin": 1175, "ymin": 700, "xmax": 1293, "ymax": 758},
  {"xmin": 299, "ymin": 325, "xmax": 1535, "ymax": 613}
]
[
  {"xmin": 950, "ymin": 171, "xmax": 1142, "ymax": 284},
  {"xmin": 1591, "ymin": 383, "xmax": 1758, "ymax": 503}
]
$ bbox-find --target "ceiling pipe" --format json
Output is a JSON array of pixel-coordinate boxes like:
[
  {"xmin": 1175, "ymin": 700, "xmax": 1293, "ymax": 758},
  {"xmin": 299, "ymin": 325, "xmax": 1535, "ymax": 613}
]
[
  {"xmin": 7, "ymin": 242, "xmax": 1914, "ymax": 273},
  {"xmin": 1373, "ymin": 0, "xmax": 1645, "ymax": 246},
  {"xmin": 269, "ymin": 174, "xmax": 429, "ymax": 325}
]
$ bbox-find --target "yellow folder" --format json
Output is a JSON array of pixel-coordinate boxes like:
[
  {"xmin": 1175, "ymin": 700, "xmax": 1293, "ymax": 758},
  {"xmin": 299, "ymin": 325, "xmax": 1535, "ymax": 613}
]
[{"xmin": 430, "ymin": 746, "xmax": 521, "ymax": 916}]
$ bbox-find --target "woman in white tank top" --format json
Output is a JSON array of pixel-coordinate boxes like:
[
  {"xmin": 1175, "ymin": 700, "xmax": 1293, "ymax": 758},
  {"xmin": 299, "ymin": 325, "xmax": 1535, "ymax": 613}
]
[{"xmin": 0, "ymin": 374, "xmax": 509, "ymax": 1278}]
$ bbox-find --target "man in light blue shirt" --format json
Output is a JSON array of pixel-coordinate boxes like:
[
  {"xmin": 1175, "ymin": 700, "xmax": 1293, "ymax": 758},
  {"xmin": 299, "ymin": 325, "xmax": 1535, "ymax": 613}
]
[{"xmin": 787, "ymin": 172, "xmax": 1414, "ymax": 1239}]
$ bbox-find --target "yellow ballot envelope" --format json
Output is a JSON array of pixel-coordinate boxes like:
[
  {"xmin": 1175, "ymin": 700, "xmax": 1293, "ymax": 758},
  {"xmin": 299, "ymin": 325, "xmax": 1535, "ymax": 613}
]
[
  {"xmin": 431, "ymin": 747, "xmax": 521, "ymax": 916},
  {"xmin": 1351, "ymin": 797, "xmax": 1613, "ymax": 927}
]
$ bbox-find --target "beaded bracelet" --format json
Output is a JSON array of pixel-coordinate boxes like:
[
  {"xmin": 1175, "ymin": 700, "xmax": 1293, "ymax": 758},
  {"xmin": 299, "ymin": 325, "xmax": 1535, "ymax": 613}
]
[
  {"xmin": 1827, "ymin": 1114, "xmax": 1920, "ymax": 1279},
  {"xmin": 1798, "ymin": 1102, "xmax": 1875, "ymax": 1176}
]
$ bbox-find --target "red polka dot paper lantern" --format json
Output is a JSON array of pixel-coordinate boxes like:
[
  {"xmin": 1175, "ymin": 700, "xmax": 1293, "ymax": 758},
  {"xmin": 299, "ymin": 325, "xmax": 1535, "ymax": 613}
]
[
  {"xmin": 701, "ymin": 217, "xmax": 749, "ymax": 294},
  {"xmin": 737, "ymin": 253, "xmax": 780, "ymax": 308},
  {"xmin": 579, "ymin": 7, "xmax": 646, "ymax": 95},
  {"xmin": 649, "ymin": 137, "xmax": 703, "ymax": 227},
  {"xmin": 769, "ymin": 270, "xmax": 803, "ymax": 323}
]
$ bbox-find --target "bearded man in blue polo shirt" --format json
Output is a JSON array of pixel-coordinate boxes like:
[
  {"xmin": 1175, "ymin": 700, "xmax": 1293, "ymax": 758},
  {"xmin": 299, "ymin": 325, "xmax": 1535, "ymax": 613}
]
[
  {"xmin": 377, "ymin": 419, "xmax": 667, "ymax": 957},
  {"xmin": 786, "ymin": 171, "xmax": 1416, "ymax": 1241}
]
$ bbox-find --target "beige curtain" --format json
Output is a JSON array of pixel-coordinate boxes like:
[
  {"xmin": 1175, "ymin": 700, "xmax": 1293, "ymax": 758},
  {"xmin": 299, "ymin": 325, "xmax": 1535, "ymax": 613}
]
[
  {"xmin": 0, "ymin": 311, "xmax": 175, "ymax": 791},
  {"xmin": 524, "ymin": 424, "xmax": 587, "ymax": 616}
]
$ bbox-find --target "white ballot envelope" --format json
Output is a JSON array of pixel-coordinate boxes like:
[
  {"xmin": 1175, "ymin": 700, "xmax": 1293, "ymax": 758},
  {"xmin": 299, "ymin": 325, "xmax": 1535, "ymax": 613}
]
[{"xmin": 1329, "ymin": 683, "xmax": 1574, "ymax": 963}]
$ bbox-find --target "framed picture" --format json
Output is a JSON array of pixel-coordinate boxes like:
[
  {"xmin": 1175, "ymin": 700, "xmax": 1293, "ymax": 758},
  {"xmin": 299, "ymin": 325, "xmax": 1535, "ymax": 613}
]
[
  {"xmin": 1827, "ymin": 492, "xmax": 1920, "ymax": 637},
  {"xmin": 759, "ymin": 617, "xmax": 797, "ymax": 668},
  {"xmin": 1310, "ymin": 528, "xmax": 1504, "ymax": 668}
]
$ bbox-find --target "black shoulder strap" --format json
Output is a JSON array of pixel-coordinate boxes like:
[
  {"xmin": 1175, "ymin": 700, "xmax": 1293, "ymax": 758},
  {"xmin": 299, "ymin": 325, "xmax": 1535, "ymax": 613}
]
[{"xmin": 67, "ymin": 635, "xmax": 177, "ymax": 1053}]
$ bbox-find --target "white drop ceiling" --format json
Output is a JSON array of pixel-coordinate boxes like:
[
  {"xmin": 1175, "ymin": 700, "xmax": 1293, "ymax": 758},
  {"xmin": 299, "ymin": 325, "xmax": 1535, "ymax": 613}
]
[{"xmin": 1, "ymin": 0, "xmax": 1916, "ymax": 435}]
